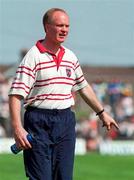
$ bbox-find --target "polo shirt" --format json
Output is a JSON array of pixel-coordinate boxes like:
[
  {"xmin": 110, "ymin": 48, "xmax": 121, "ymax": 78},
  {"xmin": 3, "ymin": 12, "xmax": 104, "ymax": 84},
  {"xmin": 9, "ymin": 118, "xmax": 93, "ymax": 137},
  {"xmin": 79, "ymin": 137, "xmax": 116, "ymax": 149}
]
[{"xmin": 9, "ymin": 40, "xmax": 88, "ymax": 109}]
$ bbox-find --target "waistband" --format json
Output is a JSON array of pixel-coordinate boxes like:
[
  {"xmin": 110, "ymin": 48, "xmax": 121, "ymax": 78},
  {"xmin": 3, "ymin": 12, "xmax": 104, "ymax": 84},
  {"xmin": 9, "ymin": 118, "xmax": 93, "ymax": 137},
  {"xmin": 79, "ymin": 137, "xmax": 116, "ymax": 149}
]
[{"xmin": 26, "ymin": 106, "xmax": 71, "ymax": 115}]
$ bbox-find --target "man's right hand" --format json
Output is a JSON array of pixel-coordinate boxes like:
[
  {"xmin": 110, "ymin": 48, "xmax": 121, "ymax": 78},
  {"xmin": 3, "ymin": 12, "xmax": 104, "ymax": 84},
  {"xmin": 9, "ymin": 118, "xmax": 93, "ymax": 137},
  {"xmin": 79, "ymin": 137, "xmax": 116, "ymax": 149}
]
[
  {"xmin": 9, "ymin": 95, "xmax": 32, "ymax": 150},
  {"xmin": 14, "ymin": 126, "xmax": 32, "ymax": 150}
]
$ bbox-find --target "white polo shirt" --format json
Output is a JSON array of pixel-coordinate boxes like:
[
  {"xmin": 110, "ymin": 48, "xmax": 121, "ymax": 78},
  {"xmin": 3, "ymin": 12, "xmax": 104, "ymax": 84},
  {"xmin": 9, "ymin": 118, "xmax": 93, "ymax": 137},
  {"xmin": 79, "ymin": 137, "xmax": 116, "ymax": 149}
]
[{"xmin": 9, "ymin": 40, "xmax": 88, "ymax": 109}]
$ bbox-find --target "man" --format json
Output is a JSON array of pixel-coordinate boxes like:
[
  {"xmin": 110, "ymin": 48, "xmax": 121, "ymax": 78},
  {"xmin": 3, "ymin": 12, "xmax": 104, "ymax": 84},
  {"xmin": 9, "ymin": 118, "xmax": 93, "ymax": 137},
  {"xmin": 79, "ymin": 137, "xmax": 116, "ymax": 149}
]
[{"xmin": 9, "ymin": 8, "xmax": 119, "ymax": 180}]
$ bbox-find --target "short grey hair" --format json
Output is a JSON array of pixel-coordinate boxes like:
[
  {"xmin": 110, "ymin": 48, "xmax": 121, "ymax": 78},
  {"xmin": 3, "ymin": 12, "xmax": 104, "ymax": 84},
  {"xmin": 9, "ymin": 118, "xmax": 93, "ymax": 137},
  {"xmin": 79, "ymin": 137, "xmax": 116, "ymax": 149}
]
[{"xmin": 42, "ymin": 8, "xmax": 68, "ymax": 27}]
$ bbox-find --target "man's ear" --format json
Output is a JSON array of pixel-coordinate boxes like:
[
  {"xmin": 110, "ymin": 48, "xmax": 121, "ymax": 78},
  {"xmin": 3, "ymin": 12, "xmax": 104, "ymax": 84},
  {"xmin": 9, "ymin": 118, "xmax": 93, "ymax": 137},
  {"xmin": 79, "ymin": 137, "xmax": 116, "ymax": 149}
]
[{"xmin": 44, "ymin": 24, "xmax": 48, "ymax": 33}]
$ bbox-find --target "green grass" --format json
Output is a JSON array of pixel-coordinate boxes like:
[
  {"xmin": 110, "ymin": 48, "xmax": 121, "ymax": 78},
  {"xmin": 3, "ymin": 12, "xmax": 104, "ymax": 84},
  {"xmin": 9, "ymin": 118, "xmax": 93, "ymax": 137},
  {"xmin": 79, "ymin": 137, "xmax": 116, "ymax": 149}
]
[
  {"xmin": 0, "ymin": 153, "xmax": 134, "ymax": 180},
  {"xmin": 74, "ymin": 153, "xmax": 134, "ymax": 180}
]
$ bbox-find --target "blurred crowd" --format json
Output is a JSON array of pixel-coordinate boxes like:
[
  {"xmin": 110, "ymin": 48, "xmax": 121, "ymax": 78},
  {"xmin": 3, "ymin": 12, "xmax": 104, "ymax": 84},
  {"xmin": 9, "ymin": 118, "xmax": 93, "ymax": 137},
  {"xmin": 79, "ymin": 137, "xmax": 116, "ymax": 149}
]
[
  {"xmin": 75, "ymin": 81, "xmax": 134, "ymax": 151},
  {"xmin": 0, "ymin": 65, "xmax": 134, "ymax": 152}
]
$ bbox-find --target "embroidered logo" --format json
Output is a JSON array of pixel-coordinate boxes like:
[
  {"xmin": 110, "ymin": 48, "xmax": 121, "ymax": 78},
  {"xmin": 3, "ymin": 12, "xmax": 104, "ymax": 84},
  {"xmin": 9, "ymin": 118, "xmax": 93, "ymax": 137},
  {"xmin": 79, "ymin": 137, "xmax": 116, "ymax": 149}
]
[{"xmin": 66, "ymin": 68, "xmax": 71, "ymax": 77}]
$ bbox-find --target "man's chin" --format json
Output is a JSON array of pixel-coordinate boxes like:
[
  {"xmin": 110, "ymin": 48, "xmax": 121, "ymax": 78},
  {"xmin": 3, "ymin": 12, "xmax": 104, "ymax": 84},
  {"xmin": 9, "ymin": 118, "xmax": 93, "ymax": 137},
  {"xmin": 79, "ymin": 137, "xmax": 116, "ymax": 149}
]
[
  {"xmin": 58, "ymin": 37, "xmax": 66, "ymax": 43},
  {"xmin": 59, "ymin": 40, "xmax": 65, "ymax": 43},
  {"xmin": 55, "ymin": 38, "xmax": 66, "ymax": 45}
]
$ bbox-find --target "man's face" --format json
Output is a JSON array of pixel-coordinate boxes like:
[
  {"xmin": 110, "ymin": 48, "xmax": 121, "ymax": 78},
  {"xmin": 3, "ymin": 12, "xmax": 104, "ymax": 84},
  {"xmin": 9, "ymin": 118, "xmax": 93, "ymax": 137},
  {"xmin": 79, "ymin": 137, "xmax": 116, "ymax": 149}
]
[{"xmin": 45, "ymin": 11, "xmax": 70, "ymax": 44}]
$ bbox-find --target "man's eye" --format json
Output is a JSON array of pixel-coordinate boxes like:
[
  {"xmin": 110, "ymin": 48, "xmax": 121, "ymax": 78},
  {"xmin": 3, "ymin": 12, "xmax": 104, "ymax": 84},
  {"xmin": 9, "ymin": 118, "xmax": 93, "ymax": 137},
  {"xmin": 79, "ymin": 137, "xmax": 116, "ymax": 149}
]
[
  {"xmin": 56, "ymin": 24, "xmax": 69, "ymax": 28},
  {"xmin": 56, "ymin": 24, "xmax": 63, "ymax": 27}
]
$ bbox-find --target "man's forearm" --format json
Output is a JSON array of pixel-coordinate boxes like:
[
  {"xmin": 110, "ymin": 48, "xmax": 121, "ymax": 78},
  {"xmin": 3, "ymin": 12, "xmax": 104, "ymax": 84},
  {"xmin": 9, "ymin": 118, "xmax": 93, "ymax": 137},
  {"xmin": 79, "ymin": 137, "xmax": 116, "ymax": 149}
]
[
  {"xmin": 79, "ymin": 84, "xmax": 119, "ymax": 130},
  {"xmin": 9, "ymin": 95, "xmax": 32, "ymax": 149},
  {"xmin": 9, "ymin": 95, "xmax": 23, "ymax": 130},
  {"xmin": 79, "ymin": 84, "xmax": 104, "ymax": 113}
]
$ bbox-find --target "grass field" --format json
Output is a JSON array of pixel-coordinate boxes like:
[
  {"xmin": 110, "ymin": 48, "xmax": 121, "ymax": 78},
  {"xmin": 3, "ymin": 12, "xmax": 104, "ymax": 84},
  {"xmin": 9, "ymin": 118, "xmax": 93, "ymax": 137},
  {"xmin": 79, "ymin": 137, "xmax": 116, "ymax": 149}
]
[{"xmin": 0, "ymin": 153, "xmax": 134, "ymax": 180}]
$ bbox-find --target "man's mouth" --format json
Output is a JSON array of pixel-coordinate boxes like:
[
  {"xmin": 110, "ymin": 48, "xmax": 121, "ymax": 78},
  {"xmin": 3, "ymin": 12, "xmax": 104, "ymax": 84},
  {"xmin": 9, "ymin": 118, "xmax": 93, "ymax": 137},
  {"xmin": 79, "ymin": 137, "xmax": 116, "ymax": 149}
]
[{"xmin": 59, "ymin": 34, "xmax": 66, "ymax": 38}]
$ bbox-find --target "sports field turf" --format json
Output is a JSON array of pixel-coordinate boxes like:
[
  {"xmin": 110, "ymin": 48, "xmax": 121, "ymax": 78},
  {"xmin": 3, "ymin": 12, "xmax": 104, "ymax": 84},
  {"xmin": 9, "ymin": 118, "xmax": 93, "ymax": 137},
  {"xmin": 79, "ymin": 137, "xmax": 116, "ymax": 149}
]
[{"xmin": 0, "ymin": 153, "xmax": 133, "ymax": 180}]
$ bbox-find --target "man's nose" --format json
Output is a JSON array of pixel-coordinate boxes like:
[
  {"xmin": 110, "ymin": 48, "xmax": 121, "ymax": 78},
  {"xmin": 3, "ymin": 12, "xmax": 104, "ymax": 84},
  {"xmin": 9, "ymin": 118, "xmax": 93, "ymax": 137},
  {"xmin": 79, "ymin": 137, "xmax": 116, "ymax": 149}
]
[{"xmin": 61, "ymin": 26, "xmax": 68, "ymax": 32}]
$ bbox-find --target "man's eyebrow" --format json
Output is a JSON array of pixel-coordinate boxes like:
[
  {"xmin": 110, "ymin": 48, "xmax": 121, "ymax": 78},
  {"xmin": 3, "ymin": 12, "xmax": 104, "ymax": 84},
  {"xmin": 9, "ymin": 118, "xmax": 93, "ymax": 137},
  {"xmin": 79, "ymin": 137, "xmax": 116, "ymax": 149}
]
[{"xmin": 56, "ymin": 23, "xmax": 70, "ymax": 26}]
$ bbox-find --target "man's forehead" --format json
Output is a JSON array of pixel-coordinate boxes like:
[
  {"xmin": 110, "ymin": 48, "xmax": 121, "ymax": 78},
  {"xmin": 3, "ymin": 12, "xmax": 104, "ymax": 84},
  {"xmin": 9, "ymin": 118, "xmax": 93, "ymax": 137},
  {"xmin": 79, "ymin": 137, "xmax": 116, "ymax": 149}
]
[
  {"xmin": 52, "ymin": 10, "xmax": 67, "ymax": 16},
  {"xmin": 51, "ymin": 11, "xmax": 69, "ymax": 21}
]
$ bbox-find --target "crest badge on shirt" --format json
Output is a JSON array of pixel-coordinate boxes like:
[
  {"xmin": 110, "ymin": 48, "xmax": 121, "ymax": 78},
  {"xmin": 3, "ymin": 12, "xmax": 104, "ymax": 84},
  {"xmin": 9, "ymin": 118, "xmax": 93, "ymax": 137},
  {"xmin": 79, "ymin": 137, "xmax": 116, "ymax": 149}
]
[{"xmin": 66, "ymin": 68, "xmax": 71, "ymax": 77}]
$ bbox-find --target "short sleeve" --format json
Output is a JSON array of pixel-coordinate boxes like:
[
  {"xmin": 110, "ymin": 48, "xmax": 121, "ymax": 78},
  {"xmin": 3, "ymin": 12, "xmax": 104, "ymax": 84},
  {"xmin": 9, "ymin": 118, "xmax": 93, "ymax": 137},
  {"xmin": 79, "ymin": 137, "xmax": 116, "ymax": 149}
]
[
  {"xmin": 8, "ymin": 49, "xmax": 36, "ymax": 99},
  {"xmin": 72, "ymin": 60, "xmax": 88, "ymax": 92}
]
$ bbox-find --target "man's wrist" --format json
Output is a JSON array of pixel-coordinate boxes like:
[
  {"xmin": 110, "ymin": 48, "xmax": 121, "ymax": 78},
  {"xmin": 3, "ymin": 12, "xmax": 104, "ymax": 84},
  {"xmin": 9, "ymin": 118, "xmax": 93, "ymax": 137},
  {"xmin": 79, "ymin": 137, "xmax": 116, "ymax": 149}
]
[{"xmin": 96, "ymin": 109, "xmax": 104, "ymax": 116}]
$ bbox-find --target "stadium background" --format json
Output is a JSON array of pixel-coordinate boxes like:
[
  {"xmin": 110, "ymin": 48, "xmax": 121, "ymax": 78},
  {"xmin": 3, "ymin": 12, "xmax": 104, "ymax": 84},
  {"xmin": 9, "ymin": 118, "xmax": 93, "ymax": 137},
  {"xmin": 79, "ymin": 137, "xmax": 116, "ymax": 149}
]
[{"xmin": 0, "ymin": 0, "xmax": 134, "ymax": 179}]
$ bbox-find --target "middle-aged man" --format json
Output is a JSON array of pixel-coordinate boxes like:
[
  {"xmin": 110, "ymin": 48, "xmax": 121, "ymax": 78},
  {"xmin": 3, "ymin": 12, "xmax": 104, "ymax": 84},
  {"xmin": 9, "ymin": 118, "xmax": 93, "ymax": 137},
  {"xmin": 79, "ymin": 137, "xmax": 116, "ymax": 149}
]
[{"xmin": 9, "ymin": 8, "xmax": 119, "ymax": 180}]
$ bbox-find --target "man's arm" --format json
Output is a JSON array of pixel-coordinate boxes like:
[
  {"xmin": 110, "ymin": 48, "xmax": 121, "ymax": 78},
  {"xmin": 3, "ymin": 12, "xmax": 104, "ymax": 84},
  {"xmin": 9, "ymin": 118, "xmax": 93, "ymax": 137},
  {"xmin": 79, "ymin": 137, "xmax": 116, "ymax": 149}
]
[
  {"xmin": 9, "ymin": 95, "xmax": 32, "ymax": 150},
  {"xmin": 79, "ymin": 84, "xmax": 119, "ymax": 130}
]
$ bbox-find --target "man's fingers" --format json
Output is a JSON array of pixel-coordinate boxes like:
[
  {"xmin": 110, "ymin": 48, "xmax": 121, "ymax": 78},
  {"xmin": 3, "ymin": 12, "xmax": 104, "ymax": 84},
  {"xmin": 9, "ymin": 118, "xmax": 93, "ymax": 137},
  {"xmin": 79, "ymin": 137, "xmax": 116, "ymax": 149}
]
[
  {"xmin": 113, "ymin": 122, "xmax": 119, "ymax": 130},
  {"xmin": 22, "ymin": 137, "xmax": 32, "ymax": 149},
  {"xmin": 25, "ymin": 139, "xmax": 32, "ymax": 149},
  {"xmin": 17, "ymin": 137, "xmax": 32, "ymax": 150},
  {"xmin": 111, "ymin": 121, "xmax": 119, "ymax": 130},
  {"xmin": 16, "ymin": 138, "xmax": 26, "ymax": 149},
  {"xmin": 102, "ymin": 122, "xmax": 110, "ymax": 131},
  {"xmin": 107, "ymin": 123, "xmax": 111, "ymax": 131},
  {"xmin": 102, "ymin": 121, "xmax": 119, "ymax": 131}
]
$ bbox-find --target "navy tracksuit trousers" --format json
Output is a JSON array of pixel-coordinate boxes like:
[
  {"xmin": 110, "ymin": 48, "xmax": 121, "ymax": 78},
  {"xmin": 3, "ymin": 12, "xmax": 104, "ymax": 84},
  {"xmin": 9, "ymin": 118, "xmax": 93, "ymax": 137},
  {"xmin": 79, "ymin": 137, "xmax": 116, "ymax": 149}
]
[{"xmin": 23, "ymin": 107, "xmax": 76, "ymax": 180}]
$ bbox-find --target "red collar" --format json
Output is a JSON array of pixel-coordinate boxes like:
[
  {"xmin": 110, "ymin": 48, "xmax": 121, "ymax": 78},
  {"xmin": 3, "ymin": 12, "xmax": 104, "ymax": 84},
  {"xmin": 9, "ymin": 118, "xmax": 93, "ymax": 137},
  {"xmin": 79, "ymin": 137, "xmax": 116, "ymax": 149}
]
[
  {"xmin": 36, "ymin": 39, "xmax": 65, "ymax": 55},
  {"xmin": 36, "ymin": 39, "xmax": 65, "ymax": 70}
]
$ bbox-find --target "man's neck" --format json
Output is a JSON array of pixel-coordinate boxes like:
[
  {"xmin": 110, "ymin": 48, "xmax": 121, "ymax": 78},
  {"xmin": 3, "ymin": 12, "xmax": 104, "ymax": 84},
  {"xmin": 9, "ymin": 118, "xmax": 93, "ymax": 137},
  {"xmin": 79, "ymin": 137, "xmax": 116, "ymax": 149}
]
[{"xmin": 42, "ymin": 38, "xmax": 61, "ymax": 55}]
